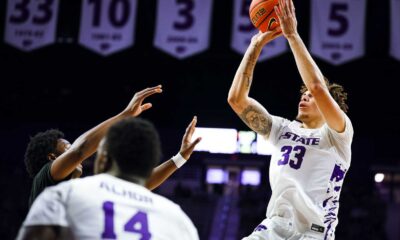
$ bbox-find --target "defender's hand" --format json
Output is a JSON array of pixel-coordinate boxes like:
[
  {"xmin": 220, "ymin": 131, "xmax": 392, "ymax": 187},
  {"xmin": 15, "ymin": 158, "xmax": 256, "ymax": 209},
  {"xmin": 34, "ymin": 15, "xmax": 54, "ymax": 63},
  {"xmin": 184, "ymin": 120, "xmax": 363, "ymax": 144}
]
[
  {"xmin": 123, "ymin": 85, "xmax": 162, "ymax": 117},
  {"xmin": 179, "ymin": 116, "xmax": 202, "ymax": 160}
]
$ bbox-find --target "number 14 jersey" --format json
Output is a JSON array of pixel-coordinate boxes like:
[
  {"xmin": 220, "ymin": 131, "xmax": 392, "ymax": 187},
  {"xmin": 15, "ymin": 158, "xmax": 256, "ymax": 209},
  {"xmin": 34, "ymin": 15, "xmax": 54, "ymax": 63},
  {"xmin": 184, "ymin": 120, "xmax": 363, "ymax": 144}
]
[
  {"xmin": 23, "ymin": 174, "xmax": 199, "ymax": 240},
  {"xmin": 265, "ymin": 114, "xmax": 353, "ymax": 239}
]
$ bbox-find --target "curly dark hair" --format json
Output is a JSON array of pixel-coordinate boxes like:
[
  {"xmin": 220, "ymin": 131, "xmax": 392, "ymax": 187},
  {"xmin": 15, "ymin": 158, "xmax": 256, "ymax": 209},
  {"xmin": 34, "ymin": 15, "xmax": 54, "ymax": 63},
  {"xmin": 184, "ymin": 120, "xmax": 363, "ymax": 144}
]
[
  {"xmin": 300, "ymin": 77, "xmax": 349, "ymax": 113},
  {"xmin": 24, "ymin": 129, "xmax": 64, "ymax": 178},
  {"xmin": 104, "ymin": 117, "xmax": 161, "ymax": 179}
]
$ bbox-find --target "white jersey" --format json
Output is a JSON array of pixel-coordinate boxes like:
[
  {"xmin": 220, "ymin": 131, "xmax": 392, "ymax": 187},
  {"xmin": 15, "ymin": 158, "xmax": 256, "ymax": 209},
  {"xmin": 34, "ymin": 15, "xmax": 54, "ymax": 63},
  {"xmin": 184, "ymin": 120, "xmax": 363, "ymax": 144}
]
[
  {"xmin": 265, "ymin": 114, "xmax": 353, "ymax": 239},
  {"xmin": 23, "ymin": 174, "xmax": 199, "ymax": 240}
]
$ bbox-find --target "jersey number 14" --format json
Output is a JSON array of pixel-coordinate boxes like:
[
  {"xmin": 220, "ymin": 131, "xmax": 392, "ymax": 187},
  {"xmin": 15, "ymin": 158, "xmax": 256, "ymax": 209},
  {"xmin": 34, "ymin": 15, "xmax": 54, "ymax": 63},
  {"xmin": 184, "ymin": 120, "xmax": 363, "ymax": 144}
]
[{"xmin": 102, "ymin": 201, "xmax": 151, "ymax": 240}]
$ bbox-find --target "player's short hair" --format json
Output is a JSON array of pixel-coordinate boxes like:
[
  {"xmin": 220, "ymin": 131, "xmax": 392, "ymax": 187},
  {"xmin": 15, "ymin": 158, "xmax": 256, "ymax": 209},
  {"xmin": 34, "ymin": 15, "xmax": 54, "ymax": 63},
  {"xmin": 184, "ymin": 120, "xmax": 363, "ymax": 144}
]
[
  {"xmin": 300, "ymin": 77, "xmax": 349, "ymax": 113},
  {"xmin": 104, "ymin": 117, "xmax": 161, "ymax": 178},
  {"xmin": 24, "ymin": 129, "xmax": 65, "ymax": 178}
]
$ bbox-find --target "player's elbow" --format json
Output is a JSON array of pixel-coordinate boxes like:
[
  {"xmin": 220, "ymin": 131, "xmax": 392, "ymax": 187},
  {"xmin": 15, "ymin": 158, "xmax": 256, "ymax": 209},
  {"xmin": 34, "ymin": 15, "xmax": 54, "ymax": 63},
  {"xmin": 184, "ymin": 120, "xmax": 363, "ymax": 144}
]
[
  {"xmin": 308, "ymin": 81, "xmax": 326, "ymax": 96},
  {"xmin": 227, "ymin": 94, "xmax": 241, "ymax": 109}
]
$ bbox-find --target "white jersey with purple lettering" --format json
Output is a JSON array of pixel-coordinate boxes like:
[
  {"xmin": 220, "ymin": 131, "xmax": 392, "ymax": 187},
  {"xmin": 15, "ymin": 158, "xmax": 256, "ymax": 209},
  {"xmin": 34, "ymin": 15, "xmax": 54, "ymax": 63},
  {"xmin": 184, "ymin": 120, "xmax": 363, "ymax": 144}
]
[
  {"xmin": 265, "ymin": 114, "xmax": 353, "ymax": 239},
  {"xmin": 23, "ymin": 174, "xmax": 199, "ymax": 240}
]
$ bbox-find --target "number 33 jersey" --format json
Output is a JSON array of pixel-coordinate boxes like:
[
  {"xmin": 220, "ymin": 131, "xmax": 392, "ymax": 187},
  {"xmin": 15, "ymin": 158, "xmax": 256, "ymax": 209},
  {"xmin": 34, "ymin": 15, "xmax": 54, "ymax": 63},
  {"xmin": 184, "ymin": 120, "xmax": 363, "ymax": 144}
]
[
  {"xmin": 264, "ymin": 114, "xmax": 353, "ymax": 239},
  {"xmin": 23, "ymin": 174, "xmax": 199, "ymax": 240}
]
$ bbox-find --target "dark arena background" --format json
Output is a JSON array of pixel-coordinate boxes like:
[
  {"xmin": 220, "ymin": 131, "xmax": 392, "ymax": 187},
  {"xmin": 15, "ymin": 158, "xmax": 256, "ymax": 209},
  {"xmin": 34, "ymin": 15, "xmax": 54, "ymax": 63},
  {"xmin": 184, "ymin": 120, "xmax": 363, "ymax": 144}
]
[{"xmin": 1, "ymin": 0, "xmax": 399, "ymax": 239}]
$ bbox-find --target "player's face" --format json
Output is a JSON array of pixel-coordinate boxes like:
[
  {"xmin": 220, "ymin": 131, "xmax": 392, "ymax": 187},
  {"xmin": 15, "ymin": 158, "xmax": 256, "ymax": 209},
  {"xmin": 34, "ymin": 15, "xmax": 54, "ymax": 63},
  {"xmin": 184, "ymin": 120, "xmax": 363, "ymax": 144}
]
[
  {"xmin": 55, "ymin": 139, "xmax": 71, "ymax": 155},
  {"xmin": 296, "ymin": 91, "xmax": 322, "ymax": 122}
]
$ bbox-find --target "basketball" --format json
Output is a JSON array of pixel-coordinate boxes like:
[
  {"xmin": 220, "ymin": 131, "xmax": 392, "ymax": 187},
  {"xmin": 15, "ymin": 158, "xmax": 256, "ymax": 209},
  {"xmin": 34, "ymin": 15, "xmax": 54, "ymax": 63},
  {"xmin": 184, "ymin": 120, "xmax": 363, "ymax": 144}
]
[{"xmin": 249, "ymin": 0, "xmax": 280, "ymax": 32}]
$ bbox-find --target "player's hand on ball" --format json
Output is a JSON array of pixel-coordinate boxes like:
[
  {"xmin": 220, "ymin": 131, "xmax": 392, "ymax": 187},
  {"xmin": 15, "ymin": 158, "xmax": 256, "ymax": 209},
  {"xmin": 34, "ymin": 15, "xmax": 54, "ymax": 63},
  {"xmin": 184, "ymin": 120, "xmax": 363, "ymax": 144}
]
[
  {"xmin": 123, "ymin": 85, "xmax": 162, "ymax": 117},
  {"xmin": 179, "ymin": 116, "xmax": 202, "ymax": 160},
  {"xmin": 251, "ymin": 27, "xmax": 282, "ymax": 46},
  {"xmin": 274, "ymin": 0, "xmax": 297, "ymax": 38},
  {"xmin": 274, "ymin": 0, "xmax": 298, "ymax": 38}
]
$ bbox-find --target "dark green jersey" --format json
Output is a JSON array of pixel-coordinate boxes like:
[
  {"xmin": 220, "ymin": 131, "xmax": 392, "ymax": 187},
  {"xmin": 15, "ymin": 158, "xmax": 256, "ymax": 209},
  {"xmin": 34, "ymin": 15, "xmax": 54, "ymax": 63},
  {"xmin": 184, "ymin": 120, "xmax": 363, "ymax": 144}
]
[{"xmin": 28, "ymin": 162, "xmax": 62, "ymax": 207}]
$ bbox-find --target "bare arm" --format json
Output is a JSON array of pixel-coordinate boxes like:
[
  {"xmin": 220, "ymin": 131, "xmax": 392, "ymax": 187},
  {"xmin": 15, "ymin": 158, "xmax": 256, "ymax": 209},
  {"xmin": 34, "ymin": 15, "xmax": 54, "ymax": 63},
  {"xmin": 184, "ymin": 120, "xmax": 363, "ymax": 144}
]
[
  {"xmin": 51, "ymin": 86, "xmax": 163, "ymax": 181},
  {"xmin": 145, "ymin": 117, "xmax": 201, "ymax": 190},
  {"xmin": 276, "ymin": 0, "xmax": 345, "ymax": 132},
  {"xmin": 17, "ymin": 226, "xmax": 73, "ymax": 240},
  {"xmin": 228, "ymin": 30, "xmax": 281, "ymax": 137}
]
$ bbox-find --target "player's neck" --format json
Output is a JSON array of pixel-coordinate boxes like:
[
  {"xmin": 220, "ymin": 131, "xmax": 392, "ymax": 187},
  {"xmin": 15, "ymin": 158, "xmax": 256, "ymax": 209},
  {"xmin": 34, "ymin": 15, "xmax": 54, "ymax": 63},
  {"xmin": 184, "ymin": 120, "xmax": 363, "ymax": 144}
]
[
  {"xmin": 301, "ymin": 118, "xmax": 325, "ymax": 129},
  {"xmin": 107, "ymin": 169, "xmax": 146, "ymax": 186}
]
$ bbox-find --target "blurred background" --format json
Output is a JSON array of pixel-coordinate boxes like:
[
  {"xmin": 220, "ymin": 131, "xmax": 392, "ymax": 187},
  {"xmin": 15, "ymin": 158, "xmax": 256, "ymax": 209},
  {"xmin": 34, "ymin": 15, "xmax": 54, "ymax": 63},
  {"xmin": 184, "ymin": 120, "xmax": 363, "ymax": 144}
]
[{"xmin": 0, "ymin": 0, "xmax": 399, "ymax": 239}]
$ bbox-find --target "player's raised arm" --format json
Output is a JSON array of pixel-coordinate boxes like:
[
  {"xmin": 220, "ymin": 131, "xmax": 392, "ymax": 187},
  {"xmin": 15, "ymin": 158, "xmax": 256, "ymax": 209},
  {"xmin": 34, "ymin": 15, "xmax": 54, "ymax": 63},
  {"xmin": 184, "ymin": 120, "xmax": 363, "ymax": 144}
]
[
  {"xmin": 275, "ymin": 0, "xmax": 345, "ymax": 132},
  {"xmin": 145, "ymin": 116, "xmax": 201, "ymax": 190},
  {"xmin": 51, "ymin": 86, "xmax": 162, "ymax": 181},
  {"xmin": 228, "ymin": 30, "xmax": 281, "ymax": 138}
]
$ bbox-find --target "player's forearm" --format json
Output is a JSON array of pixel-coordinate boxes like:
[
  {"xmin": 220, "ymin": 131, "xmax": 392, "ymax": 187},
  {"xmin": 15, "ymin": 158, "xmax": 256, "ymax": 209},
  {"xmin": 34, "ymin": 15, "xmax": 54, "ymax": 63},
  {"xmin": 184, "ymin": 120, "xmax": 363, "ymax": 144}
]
[
  {"xmin": 287, "ymin": 34, "xmax": 326, "ymax": 90},
  {"xmin": 145, "ymin": 160, "xmax": 178, "ymax": 190},
  {"xmin": 72, "ymin": 112, "xmax": 127, "ymax": 160},
  {"xmin": 51, "ymin": 112, "xmax": 127, "ymax": 180},
  {"xmin": 228, "ymin": 41, "xmax": 263, "ymax": 106}
]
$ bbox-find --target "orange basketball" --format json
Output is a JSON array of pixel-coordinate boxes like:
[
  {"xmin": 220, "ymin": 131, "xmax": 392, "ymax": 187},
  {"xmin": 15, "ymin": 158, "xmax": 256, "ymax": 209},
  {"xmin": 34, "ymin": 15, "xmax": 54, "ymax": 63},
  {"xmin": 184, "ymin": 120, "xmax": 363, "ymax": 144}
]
[{"xmin": 249, "ymin": 0, "xmax": 280, "ymax": 33}]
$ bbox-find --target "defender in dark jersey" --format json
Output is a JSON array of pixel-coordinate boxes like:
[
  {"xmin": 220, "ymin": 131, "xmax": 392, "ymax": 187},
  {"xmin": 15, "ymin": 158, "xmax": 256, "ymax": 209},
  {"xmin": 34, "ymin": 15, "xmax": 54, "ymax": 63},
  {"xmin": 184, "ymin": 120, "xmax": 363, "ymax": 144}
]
[{"xmin": 25, "ymin": 85, "xmax": 201, "ymax": 206}]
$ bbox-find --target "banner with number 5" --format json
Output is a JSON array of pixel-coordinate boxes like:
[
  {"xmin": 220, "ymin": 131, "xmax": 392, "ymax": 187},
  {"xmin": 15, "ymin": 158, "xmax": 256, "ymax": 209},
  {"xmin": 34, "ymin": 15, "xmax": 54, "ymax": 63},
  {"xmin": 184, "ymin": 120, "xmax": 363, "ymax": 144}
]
[
  {"xmin": 391, "ymin": 0, "xmax": 400, "ymax": 61},
  {"xmin": 310, "ymin": 0, "xmax": 366, "ymax": 65},
  {"xmin": 4, "ymin": 0, "xmax": 59, "ymax": 51},
  {"xmin": 79, "ymin": 0, "xmax": 138, "ymax": 56},
  {"xmin": 154, "ymin": 0, "xmax": 213, "ymax": 59},
  {"xmin": 231, "ymin": 0, "xmax": 287, "ymax": 61}
]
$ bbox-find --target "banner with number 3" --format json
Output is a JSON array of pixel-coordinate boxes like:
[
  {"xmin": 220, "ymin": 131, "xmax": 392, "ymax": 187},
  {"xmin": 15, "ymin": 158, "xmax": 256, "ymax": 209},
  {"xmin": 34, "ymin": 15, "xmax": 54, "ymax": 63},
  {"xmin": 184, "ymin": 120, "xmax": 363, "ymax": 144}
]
[
  {"xmin": 79, "ymin": 0, "xmax": 138, "ymax": 56},
  {"xmin": 310, "ymin": 0, "xmax": 366, "ymax": 65},
  {"xmin": 154, "ymin": 0, "xmax": 213, "ymax": 59},
  {"xmin": 5, "ymin": 0, "xmax": 59, "ymax": 51},
  {"xmin": 231, "ymin": 0, "xmax": 287, "ymax": 61}
]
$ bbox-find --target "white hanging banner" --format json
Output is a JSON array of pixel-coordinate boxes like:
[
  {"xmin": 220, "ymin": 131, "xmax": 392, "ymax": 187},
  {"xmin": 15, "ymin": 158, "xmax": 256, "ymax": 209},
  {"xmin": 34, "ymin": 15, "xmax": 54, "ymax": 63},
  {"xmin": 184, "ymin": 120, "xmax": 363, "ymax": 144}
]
[
  {"xmin": 4, "ymin": 0, "xmax": 59, "ymax": 51},
  {"xmin": 79, "ymin": 0, "xmax": 138, "ymax": 56},
  {"xmin": 390, "ymin": 0, "xmax": 400, "ymax": 61},
  {"xmin": 154, "ymin": 0, "xmax": 213, "ymax": 59},
  {"xmin": 310, "ymin": 0, "xmax": 366, "ymax": 65},
  {"xmin": 231, "ymin": 0, "xmax": 287, "ymax": 61}
]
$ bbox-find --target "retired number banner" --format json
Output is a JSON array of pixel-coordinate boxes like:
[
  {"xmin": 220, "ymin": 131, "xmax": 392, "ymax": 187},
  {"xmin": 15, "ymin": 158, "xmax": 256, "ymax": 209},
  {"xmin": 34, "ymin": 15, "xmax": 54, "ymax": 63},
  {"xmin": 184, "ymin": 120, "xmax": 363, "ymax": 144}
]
[
  {"xmin": 310, "ymin": 0, "xmax": 366, "ymax": 65},
  {"xmin": 154, "ymin": 0, "xmax": 213, "ymax": 59},
  {"xmin": 231, "ymin": 0, "xmax": 287, "ymax": 61},
  {"xmin": 391, "ymin": 0, "xmax": 400, "ymax": 61},
  {"xmin": 5, "ymin": 0, "xmax": 59, "ymax": 51},
  {"xmin": 79, "ymin": 0, "xmax": 138, "ymax": 56}
]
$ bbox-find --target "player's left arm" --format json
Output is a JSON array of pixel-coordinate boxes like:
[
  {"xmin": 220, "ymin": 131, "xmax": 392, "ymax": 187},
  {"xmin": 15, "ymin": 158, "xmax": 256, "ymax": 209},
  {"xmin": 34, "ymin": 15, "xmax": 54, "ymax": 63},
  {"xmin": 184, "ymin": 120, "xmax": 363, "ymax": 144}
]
[
  {"xmin": 145, "ymin": 116, "xmax": 201, "ymax": 190},
  {"xmin": 275, "ymin": 0, "xmax": 345, "ymax": 132},
  {"xmin": 17, "ymin": 226, "xmax": 73, "ymax": 240}
]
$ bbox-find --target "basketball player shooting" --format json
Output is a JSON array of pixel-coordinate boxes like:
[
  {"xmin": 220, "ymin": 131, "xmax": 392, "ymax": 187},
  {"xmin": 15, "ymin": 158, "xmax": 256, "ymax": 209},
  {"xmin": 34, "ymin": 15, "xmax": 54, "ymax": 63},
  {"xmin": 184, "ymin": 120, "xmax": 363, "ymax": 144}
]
[{"xmin": 228, "ymin": 0, "xmax": 353, "ymax": 239}]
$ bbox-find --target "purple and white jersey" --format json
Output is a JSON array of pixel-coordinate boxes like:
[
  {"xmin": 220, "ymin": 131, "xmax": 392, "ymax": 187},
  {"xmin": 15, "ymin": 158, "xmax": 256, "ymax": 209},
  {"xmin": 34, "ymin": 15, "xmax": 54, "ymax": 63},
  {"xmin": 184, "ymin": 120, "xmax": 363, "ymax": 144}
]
[
  {"xmin": 265, "ymin": 114, "xmax": 353, "ymax": 239},
  {"xmin": 23, "ymin": 174, "xmax": 199, "ymax": 240}
]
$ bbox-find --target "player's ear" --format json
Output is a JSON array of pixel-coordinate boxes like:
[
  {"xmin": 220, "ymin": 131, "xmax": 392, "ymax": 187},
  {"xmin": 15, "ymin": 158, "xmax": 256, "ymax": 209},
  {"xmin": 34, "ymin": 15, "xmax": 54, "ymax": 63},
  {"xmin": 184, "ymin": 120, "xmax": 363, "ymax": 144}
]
[{"xmin": 47, "ymin": 153, "xmax": 57, "ymax": 161}]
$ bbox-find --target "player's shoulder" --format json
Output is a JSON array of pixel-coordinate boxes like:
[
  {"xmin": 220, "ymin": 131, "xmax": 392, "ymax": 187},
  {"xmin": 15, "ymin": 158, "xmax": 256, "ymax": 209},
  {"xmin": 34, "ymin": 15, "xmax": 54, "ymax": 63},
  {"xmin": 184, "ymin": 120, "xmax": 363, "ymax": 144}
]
[{"xmin": 270, "ymin": 115, "xmax": 293, "ymax": 129}]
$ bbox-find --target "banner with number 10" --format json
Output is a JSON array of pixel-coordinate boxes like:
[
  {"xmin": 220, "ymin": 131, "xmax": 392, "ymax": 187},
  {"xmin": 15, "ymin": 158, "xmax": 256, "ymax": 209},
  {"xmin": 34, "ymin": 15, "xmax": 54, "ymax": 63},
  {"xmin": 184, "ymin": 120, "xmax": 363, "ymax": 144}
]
[{"xmin": 79, "ymin": 0, "xmax": 138, "ymax": 56}]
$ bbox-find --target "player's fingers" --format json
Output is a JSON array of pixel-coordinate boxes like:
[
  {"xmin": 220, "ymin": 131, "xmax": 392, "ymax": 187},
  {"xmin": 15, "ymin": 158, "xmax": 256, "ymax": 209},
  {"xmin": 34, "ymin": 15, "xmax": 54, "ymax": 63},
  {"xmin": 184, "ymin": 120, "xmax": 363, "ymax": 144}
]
[
  {"xmin": 184, "ymin": 116, "xmax": 197, "ymax": 140},
  {"xmin": 188, "ymin": 137, "xmax": 202, "ymax": 151},
  {"xmin": 289, "ymin": 0, "xmax": 295, "ymax": 13},
  {"xmin": 279, "ymin": 0, "xmax": 285, "ymax": 17},
  {"xmin": 283, "ymin": 0, "xmax": 290, "ymax": 17},
  {"xmin": 274, "ymin": 6, "xmax": 283, "ymax": 20},
  {"xmin": 140, "ymin": 103, "xmax": 152, "ymax": 111},
  {"xmin": 140, "ymin": 88, "xmax": 163, "ymax": 100},
  {"xmin": 136, "ymin": 85, "xmax": 162, "ymax": 97}
]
